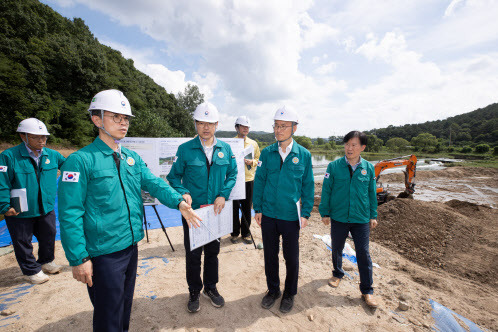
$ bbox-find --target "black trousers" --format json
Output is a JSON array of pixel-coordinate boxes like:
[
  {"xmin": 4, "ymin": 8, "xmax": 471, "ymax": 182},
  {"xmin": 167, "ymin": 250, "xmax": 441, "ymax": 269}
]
[
  {"xmin": 88, "ymin": 244, "xmax": 138, "ymax": 332},
  {"xmin": 182, "ymin": 217, "xmax": 220, "ymax": 292},
  {"xmin": 232, "ymin": 180, "xmax": 254, "ymax": 237},
  {"xmin": 5, "ymin": 210, "xmax": 56, "ymax": 276},
  {"xmin": 261, "ymin": 214, "xmax": 300, "ymax": 296}
]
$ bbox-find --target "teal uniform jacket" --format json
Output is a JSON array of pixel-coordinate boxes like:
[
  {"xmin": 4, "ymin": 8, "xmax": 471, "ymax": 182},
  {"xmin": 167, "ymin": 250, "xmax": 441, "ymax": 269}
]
[
  {"xmin": 166, "ymin": 137, "xmax": 237, "ymax": 209},
  {"xmin": 253, "ymin": 140, "xmax": 314, "ymax": 221},
  {"xmin": 319, "ymin": 157, "xmax": 378, "ymax": 223},
  {"xmin": 0, "ymin": 144, "xmax": 65, "ymax": 218},
  {"xmin": 58, "ymin": 137, "xmax": 184, "ymax": 266}
]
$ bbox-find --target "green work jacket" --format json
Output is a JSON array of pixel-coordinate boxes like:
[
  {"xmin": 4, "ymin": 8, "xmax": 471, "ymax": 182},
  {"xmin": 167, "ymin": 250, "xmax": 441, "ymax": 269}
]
[
  {"xmin": 0, "ymin": 144, "xmax": 65, "ymax": 218},
  {"xmin": 253, "ymin": 140, "xmax": 314, "ymax": 221},
  {"xmin": 166, "ymin": 137, "xmax": 237, "ymax": 209},
  {"xmin": 58, "ymin": 137, "xmax": 184, "ymax": 266},
  {"xmin": 319, "ymin": 156, "xmax": 378, "ymax": 223}
]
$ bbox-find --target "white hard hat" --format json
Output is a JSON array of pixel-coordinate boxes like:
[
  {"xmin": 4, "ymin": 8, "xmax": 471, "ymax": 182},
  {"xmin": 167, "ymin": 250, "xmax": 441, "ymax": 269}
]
[
  {"xmin": 235, "ymin": 116, "xmax": 250, "ymax": 127},
  {"xmin": 193, "ymin": 102, "xmax": 219, "ymax": 123},
  {"xmin": 274, "ymin": 106, "xmax": 298, "ymax": 123},
  {"xmin": 16, "ymin": 118, "xmax": 50, "ymax": 136},
  {"xmin": 88, "ymin": 89, "xmax": 133, "ymax": 116}
]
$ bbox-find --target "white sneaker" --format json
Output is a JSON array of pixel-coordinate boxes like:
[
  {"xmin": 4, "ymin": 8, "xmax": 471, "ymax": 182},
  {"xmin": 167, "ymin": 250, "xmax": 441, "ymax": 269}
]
[
  {"xmin": 42, "ymin": 261, "xmax": 62, "ymax": 274},
  {"xmin": 28, "ymin": 271, "xmax": 49, "ymax": 284}
]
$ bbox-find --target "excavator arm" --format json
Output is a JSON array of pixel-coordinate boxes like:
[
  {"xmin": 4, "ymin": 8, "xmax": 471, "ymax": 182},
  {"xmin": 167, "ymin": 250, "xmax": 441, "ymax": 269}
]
[{"xmin": 374, "ymin": 155, "xmax": 417, "ymax": 203}]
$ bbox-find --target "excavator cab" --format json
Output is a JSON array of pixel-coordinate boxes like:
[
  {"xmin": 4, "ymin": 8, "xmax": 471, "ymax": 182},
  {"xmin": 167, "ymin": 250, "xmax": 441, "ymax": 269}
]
[{"xmin": 374, "ymin": 155, "xmax": 417, "ymax": 204}]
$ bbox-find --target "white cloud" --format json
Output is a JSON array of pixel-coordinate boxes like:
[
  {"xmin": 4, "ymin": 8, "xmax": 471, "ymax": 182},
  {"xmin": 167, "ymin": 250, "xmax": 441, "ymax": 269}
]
[
  {"xmin": 141, "ymin": 64, "xmax": 187, "ymax": 94},
  {"xmin": 418, "ymin": 0, "xmax": 498, "ymax": 53},
  {"xmin": 43, "ymin": 0, "xmax": 498, "ymax": 137},
  {"xmin": 99, "ymin": 39, "xmax": 190, "ymax": 94},
  {"xmin": 54, "ymin": 0, "xmax": 339, "ymax": 104},
  {"xmin": 444, "ymin": 0, "xmax": 465, "ymax": 17},
  {"xmin": 315, "ymin": 61, "xmax": 337, "ymax": 75}
]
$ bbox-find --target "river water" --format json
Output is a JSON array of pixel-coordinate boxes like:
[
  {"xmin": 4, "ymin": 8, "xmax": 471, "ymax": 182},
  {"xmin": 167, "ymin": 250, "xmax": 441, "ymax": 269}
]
[{"xmin": 312, "ymin": 153, "xmax": 446, "ymax": 180}]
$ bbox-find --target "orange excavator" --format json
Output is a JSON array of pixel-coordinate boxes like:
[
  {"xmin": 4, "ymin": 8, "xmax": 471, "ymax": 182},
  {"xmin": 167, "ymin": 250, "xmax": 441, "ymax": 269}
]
[{"xmin": 374, "ymin": 155, "xmax": 417, "ymax": 204}]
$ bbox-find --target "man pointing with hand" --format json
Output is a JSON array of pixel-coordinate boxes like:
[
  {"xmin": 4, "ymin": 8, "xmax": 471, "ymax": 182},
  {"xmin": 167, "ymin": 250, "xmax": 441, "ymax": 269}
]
[{"xmin": 58, "ymin": 90, "xmax": 201, "ymax": 331}]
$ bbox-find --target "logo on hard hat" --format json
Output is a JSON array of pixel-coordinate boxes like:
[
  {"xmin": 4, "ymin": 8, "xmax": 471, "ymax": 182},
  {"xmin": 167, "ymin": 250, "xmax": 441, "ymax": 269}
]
[
  {"xmin": 361, "ymin": 169, "xmax": 367, "ymax": 175},
  {"xmin": 292, "ymin": 157, "xmax": 299, "ymax": 164},
  {"xmin": 126, "ymin": 157, "xmax": 135, "ymax": 166},
  {"xmin": 92, "ymin": 97, "xmax": 96, "ymax": 102},
  {"xmin": 39, "ymin": 126, "xmax": 42, "ymax": 130},
  {"xmin": 205, "ymin": 111, "xmax": 209, "ymax": 116},
  {"xmin": 217, "ymin": 152, "xmax": 224, "ymax": 159},
  {"xmin": 281, "ymin": 111, "xmax": 284, "ymax": 115},
  {"xmin": 121, "ymin": 101, "xmax": 126, "ymax": 106}
]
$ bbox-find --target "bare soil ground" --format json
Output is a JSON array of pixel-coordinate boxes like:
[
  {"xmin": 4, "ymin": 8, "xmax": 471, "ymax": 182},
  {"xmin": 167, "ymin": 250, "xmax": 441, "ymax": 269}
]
[{"xmin": 0, "ymin": 167, "xmax": 496, "ymax": 331}]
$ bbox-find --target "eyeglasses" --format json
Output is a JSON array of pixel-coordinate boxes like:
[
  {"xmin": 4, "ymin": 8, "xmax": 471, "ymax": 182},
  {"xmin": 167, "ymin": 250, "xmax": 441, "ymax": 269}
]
[
  {"xmin": 196, "ymin": 122, "xmax": 216, "ymax": 128},
  {"xmin": 27, "ymin": 135, "xmax": 48, "ymax": 141},
  {"xmin": 272, "ymin": 124, "xmax": 293, "ymax": 131},
  {"xmin": 105, "ymin": 114, "xmax": 131, "ymax": 124}
]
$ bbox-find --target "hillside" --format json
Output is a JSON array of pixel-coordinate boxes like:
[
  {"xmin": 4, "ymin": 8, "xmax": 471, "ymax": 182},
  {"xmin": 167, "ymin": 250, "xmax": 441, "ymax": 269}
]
[
  {"xmin": 366, "ymin": 103, "xmax": 498, "ymax": 145},
  {"xmin": 0, "ymin": 0, "xmax": 194, "ymax": 146}
]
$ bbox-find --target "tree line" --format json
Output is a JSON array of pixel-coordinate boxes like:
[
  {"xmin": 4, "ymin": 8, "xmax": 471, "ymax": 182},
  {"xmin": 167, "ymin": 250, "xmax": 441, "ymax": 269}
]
[
  {"xmin": 220, "ymin": 102, "xmax": 497, "ymax": 155},
  {"xmin": 365, "ymin": 103, "xmax": 497, "ymax": 147},
  {"xmin": 0, "ymin": 0, "xmax": 200, "ymax": 147}
]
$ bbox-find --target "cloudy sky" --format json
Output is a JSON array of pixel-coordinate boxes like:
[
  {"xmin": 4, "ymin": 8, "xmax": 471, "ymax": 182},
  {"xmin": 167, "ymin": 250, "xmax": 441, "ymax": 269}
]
[{"xmin": 42, "ymin": 0, "xmax": 498, "ymax": 137}]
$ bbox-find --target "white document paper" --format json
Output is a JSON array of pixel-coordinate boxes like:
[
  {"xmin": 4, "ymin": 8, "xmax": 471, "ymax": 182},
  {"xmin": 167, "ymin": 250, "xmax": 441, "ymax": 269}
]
[
  {"xmin": 220, "ymin": 138, "xmax": 245, "ymax": 200},
  {"xmin": 189, "ymin": 200, "xmax": 233, "ymax": 251},
  {"xmin": 10, "ymin": 189, "xmax": 28, "ymax": 213},
  {"xmin": 296, "ymin": 201, "xmax": 302, "ymax": 229}
]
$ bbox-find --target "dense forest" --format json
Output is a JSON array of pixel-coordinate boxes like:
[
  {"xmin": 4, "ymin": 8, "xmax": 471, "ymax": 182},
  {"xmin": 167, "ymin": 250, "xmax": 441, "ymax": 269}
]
[
  {"xmin": 365, "ymin": 103, "xmax": 497, "ymax": 146},
  {"xmin": 0, "ymin": 0, "xmax": 195, "ymax": 146}
]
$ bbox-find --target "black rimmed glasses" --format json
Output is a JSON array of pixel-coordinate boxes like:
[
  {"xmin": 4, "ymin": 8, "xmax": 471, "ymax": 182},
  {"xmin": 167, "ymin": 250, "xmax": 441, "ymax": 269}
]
[{"xmin": 105, "ymin": 114, "xmax": 131, "ymax": 124}]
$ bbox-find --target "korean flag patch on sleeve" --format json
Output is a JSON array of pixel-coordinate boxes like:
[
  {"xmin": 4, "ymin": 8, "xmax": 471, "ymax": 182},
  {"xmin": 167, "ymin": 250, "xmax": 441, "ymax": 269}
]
[
  {"xmin": 0, "ymin": 166, "xmax": 7, "ymax": 172},
  {"xmin": 257, "ymin": 161, "xmax": 263, "ymax": 167},
  {"xmin": 324, "ymin": 172, "xmax": 330, "ymax": 179},
  {"xmin": 62, "ymin": 171, "xmax": 80, "ymax": 182}
]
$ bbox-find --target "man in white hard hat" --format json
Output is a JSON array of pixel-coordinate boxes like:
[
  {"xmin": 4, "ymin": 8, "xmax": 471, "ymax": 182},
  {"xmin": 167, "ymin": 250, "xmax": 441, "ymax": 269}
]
[
  {"xmin": 58, "ymin": 89, "xmax": 202, "ymax": 331},
  {"xmin": 231, "ymin": 116, "xmax": 260, "ymax": 244},
  {"xmin": 168, "ymin": 102, "xmax": 237, "ymax": 313},
  {"xmin": 253, "ymin": 106, "xmax": 314, "ymax": 313},
  {"xmin": 0, "ymin": 118, "xmax": 65, "ymax": 284}
]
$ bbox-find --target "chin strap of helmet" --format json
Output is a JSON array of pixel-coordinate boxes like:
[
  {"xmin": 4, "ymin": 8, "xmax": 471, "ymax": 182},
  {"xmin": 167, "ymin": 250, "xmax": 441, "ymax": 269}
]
[
  {"xmin": 275, "ymin": 122, "xmax": 296, "ymax": 145},
  {"xmin": 24, "ymin": 133, "xmax": 42, "ymax": 153},
  {"xmin": 98, "ymin": 110, "xmax": 121, "ymax": 144},
  {"xmin": 194, "ymin": 121, "xmax": 218, "ymax": 148}
]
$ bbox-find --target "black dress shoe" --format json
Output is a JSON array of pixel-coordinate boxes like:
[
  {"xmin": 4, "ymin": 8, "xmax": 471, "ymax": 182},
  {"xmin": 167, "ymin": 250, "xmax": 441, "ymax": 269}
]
[
  {"xmin": 261, "ymin": 290, "xmax": 282, "ymax": 309},
  {"xmin": 279, "ymin": 292, "xmax": 294, "ymax": 313}
]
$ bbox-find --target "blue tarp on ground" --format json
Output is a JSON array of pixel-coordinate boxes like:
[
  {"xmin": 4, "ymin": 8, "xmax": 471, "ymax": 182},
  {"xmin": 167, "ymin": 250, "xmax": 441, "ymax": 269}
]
[{"xmin": 0, "ymin": 177, "xmax": 183, "ymax": 247}]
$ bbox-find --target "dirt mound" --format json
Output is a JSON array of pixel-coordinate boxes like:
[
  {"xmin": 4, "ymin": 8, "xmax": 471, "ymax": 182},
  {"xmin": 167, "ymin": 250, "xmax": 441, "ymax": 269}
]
[{"xmin": 373, "ymin": 198, "xmax": 498, "ymax": 287}]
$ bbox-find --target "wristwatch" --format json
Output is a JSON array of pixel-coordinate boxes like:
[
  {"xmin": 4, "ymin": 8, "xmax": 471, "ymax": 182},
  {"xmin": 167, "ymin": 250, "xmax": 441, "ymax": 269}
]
[{"xmin": 81, "ymin": 256, "xmax": 91, "ymax": 264}]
